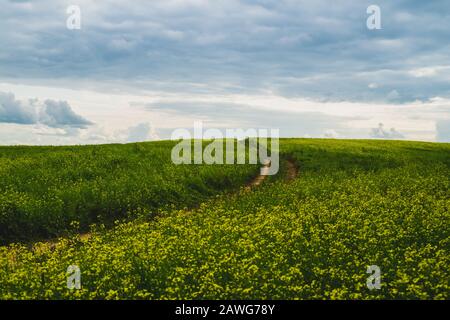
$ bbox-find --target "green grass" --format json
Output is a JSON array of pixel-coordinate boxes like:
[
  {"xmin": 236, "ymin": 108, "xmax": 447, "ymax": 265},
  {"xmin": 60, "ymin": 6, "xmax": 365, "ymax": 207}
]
[
  {"xmin": 0, "ymin": 141, "xmax": 258, "ymax": 244},
  {"xmin": 0, "ymin": 139, "xmax": 449, "ymax": 299}
]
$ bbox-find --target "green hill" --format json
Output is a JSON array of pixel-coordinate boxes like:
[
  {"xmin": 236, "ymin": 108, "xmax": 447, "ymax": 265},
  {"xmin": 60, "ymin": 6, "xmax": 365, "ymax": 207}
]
[
  {"xmin": 0, "ymin": 141, "xmax": 258, "ymax": 244},
  {"xmin": 0, "ymin": 139, "xmax": 449, "ymax": 299}
]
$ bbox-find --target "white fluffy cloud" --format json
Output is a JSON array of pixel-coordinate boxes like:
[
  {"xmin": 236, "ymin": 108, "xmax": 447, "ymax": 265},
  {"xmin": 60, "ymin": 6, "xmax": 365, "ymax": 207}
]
[
  {"xmin": 127, "ymin": 122, "xmax": 159, "ymax": 142},
  {"xmin": 324, "ymin": 129, "xmax": 339, "ymax": 138},
  {"xmin": 436, "ymin": 119, "xmax": 450, "ymax": 142},
  {"xmin": 370, "ymin": 123, "xmax": 404, "ymax": 139}
]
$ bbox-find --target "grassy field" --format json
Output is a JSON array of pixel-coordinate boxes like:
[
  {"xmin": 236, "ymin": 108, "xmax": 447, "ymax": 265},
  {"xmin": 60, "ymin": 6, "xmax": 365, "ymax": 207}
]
[
  {"xmin": 0, "ymin": 139, "xmax": 449, "ymax": 299},
  {"xmin": 0, "ymin": 141, "xmax": 258, "ymax": 244}
]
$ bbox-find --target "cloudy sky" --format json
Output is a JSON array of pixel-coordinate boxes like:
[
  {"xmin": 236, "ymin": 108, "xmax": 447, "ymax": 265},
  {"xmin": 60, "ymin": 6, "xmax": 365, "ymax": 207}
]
[{"xmin": 1, "ymin": 0, "xmax": 449, "ymax": 144}]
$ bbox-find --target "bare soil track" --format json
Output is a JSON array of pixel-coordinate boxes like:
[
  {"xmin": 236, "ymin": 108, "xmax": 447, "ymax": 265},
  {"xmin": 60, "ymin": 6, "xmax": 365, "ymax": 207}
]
[
  {"xmin": 247, "ymin": 158, "xmax": 298, "ymax": 189},
  {"xmin": 285, "ymin": 158, "xmax": 298, "ymax": 181}
]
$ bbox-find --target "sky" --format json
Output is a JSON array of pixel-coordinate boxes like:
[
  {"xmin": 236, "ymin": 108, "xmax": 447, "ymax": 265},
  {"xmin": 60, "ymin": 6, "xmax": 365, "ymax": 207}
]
[{"xmin": 0, "ymin": 0, "xmax": 449, "ymax": 145}]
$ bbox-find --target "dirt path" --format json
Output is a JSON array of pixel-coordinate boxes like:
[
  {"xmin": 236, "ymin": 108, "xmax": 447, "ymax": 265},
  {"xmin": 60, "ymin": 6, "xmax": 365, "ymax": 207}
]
[
  {"xmin": 286, "ymin": 158, "xmax": 298, "ymax": 181},
  {"xmin": 246, "ymin": 158, "xmax": 298, "ymax": 189},
  {"xmin": 247, "ymin": 160, "xmax": 271, "ymax": 188}
]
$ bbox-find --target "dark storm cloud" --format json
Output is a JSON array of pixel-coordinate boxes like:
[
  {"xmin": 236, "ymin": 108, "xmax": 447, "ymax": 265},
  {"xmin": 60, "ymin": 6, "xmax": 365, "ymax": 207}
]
[
  {"xmin": 40, "ymin": 100, "xmax": 93, "ymax": 128},
  {"xmin": 0, "ymin": 92, "xmax": 37, "ymax": 124},
  {"xmin": 0, "ymin": 91, "xmax": 93, "ymax": 128},
  {"xmin": 1, "ymin": 0, "xmax": 450, "ymax": 103}
]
